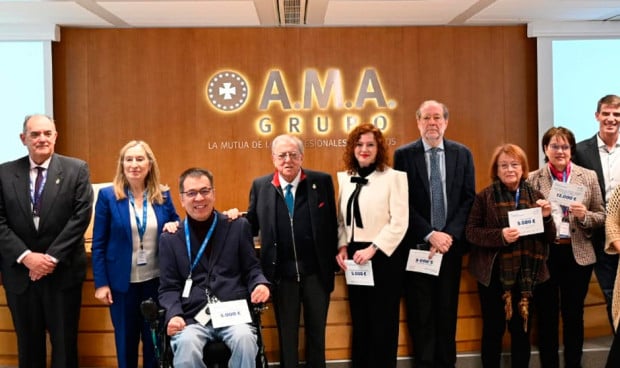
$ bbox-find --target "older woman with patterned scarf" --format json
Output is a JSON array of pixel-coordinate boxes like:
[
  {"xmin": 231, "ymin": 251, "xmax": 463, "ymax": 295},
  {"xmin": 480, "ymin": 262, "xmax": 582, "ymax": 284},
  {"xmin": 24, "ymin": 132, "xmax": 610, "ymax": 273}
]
[{"xmin": 466, "ymin": 144, "xmax": 556, "ymax": 368}]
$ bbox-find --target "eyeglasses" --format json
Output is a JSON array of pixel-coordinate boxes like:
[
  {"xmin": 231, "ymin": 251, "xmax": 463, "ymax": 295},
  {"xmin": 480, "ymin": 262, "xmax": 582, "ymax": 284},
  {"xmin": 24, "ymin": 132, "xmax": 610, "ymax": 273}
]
[
  {"xmin": 548, "ymin": 144, "xmax": 571, "ymax": 152},
  {"xmin": 273, "ymin": 152, "xmax": 301, "ymax": 161},
  {"xmin": 181, "ymin": 188, "xmax": 213, "ymax": 198},
  {"xmin": 498, "ymin": 162, "xmax": 521, "ymax": 170}
]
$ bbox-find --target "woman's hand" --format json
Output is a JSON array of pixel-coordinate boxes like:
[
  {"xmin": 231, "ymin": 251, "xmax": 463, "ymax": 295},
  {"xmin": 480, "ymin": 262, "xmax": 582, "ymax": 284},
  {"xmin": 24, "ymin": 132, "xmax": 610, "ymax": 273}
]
[
  {"xmin": 535, "ymin": 199, "xmax": 552, "ymax": 218},
  {"xmin": 352, "ymin": 245, "xmax": 377, "ymax": 265},
  {"xmin": 502, "ymin": 227, "xmax": 520, "ymax": 244},
  {"xmin": 94, "ymin": 286, "xmax": 113, "ymax": 305},
  {"xmin": 569, "ymin": 202, "xmax": 587, "ymax": 222},
  {"xmin": 336, "ymin": 246, "xmax": 348, "ymax": 271},
  {"xmin": 163, "ymin": 221, "xmax": 179, "ymax": 233}
]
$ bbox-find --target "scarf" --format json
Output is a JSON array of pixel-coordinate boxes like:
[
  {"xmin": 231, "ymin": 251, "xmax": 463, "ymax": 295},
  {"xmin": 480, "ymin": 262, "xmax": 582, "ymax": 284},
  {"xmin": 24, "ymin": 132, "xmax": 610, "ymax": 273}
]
[{"xmin": 492, "ymin": 179, "xmax": 548, "ymax": 332}]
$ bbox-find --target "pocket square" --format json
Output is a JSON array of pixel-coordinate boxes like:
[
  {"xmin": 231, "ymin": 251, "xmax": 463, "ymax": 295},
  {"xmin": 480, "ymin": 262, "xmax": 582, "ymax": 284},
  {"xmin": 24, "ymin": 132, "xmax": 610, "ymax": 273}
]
[{"xmin": 318, "ymin": 202, "xmax": 325, "ymax": 208}]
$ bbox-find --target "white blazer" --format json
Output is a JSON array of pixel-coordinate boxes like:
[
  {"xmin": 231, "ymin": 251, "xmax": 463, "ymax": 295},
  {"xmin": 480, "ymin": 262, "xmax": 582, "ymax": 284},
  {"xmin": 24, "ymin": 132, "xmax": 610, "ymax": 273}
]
[{"xmin": 337, "ymin": 167, "xmax": 408, "ymax": 256}]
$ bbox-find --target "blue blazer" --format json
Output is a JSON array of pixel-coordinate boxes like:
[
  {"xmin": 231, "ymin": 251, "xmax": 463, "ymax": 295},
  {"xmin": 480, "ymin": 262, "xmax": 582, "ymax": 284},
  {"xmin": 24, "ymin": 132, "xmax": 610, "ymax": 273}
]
[{"xmin": 91, "ymin": 186, "xmax": 179, "ymax": 293}]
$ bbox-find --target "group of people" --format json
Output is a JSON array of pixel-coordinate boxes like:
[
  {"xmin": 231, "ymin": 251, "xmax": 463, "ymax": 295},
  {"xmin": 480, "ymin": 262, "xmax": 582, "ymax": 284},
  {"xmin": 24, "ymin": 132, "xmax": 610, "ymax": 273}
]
[{"xmin": 0, "ymin": 94, "xmax": 618, "ymax": 368}]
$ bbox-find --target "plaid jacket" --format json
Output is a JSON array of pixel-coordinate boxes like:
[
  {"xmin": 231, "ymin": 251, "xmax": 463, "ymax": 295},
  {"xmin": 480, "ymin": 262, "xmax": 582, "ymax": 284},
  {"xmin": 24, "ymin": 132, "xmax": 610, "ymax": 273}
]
[{"xmin": 527, "ymin": 163, "xmax": 605, "ymax": 266}]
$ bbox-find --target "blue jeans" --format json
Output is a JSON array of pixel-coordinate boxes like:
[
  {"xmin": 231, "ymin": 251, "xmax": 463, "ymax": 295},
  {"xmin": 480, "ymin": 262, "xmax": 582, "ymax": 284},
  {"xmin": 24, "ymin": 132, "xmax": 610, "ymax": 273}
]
[{"xmin": 171, "ymin": 322, "xmax": 257, "ymax": 368}]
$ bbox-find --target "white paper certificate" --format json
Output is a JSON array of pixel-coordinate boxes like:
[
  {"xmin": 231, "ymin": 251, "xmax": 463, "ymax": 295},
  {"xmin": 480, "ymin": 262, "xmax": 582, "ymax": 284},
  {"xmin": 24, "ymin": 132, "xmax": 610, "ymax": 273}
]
[
  {"xmin": 508, "ymin": 207, "xmax": 544, "ymax": 236},
  {"xmin": 549, "ymin": 181, "xmax": 586, "ymax": 207},
  {"xmin": 210, "ymin": 299, "xmax": 252, "ymax": 328},
  {"xmin": 343, "ymin": 260, "xmax": 374, "ymax": 286},
  {"xmin": 406, "ymin": 249, "xmax": 443, "ymax": 276}
]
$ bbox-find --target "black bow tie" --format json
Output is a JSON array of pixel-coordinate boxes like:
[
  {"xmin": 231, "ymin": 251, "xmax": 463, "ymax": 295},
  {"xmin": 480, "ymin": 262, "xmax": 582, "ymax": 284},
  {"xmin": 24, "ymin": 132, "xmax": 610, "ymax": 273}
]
[{"xmin": 350, "ymin": 176, "xmax": 368, "ymax": 185}]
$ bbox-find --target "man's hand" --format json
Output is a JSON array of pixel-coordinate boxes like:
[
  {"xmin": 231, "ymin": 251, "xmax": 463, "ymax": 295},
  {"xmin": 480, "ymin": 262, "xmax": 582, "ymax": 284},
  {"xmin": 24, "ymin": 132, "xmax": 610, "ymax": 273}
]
[
  {"xmin": 222, "ymin": 208, "xmax": 241, "ymax": 221},
  {"xmin": 22, "ymin": 252, "xmax": 56, "ymax": 280},
  {"xmin": 335, "ymin": 246, "xmax": 348, "ymax": 271},
  {"xmin": 251, "ymin": 284, "xmax": 270, "ymax": 304},
  {"xmin": 167, "ymin": 316, "xmax": 186, "ymax": 336},
  {"xmin": 428, "ymin": 231, "xmax": 453, "ymax": 257},
  {"xmin": 502, "ymin": 227, "xmax": 520, "ymax": 244}
]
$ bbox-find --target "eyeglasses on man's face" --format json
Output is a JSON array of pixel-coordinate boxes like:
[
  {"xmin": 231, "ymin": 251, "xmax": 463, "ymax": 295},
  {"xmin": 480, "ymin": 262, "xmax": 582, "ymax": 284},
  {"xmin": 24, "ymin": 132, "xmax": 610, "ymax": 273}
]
[
  {"xmin": 273, "ymin": 151, "xmax": 301, "ymax": 161},
  {"xmin": 548, "ymin": 144, "xmax": 571, "ymax": 152},
  {"xmin": 181, "ymin": 187, "xmax": 213, "ymax": 198}
]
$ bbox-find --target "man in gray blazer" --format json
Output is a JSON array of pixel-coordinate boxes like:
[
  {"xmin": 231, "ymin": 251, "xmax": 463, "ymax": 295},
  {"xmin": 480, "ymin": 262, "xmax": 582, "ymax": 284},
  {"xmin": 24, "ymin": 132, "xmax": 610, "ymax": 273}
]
[
  {"xmin": 573, "ymin": 94, "xmax": 620, "ymax": 329},
  {"xmin": 0, "ymin": 114, "xmax": 93, "ymax": 368},
  {"xmin": 246, "ymin": 134, "xmax": 338, "ymax": 368}
]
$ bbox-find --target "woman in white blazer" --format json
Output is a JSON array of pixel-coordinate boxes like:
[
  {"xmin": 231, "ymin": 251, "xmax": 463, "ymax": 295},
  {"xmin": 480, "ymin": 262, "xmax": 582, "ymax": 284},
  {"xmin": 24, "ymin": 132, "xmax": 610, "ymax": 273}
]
[{"xmin": 335, "ymin": 123, "xmax": 408, "ymax": 368}]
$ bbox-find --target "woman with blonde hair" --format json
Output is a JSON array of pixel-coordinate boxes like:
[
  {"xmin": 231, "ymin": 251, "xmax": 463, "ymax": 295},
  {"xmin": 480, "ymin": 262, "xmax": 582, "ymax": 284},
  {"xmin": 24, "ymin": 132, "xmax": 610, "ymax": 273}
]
[{"xmin": 92, "ymin": 140, "xmax": 179, "ymax": 368}]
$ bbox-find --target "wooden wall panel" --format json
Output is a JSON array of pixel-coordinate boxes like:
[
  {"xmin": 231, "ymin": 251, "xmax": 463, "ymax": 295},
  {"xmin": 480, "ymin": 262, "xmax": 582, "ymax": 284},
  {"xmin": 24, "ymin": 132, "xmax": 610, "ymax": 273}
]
[{"xmin": 0, "ymin": 25, "xmax": 592, "ymax": 366}]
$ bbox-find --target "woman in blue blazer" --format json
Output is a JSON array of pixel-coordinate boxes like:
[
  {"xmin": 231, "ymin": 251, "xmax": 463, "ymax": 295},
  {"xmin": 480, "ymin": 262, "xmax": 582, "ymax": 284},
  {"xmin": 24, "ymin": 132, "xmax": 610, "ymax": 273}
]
[{"xmin": 92, "ymin": 140, "xmax": 179, "ymax": 368}]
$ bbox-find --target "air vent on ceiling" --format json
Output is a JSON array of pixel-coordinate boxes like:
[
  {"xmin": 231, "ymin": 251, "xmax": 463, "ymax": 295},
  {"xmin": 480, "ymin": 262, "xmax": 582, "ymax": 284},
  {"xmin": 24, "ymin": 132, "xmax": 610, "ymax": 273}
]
[{"xmin": 277, "ymin": 0, "xmax": 307, "ymax": 25}]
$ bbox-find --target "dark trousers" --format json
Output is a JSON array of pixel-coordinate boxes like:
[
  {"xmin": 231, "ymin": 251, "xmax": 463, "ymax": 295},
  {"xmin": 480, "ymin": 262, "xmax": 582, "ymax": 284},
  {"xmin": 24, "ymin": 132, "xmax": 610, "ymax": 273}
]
[
  {"xmin": 477, "ymin": 263, "xmax": 532, "ymax": 368},
  {"xmin": 6, "ymin": 279, "xmax": 83, "ymax": 368},
  {"xmin": 534, "ymin": 244, "xmax": 593, "ymax": 368},
  {"xmin": 346, "ymin": 243, "xmax": 403, "ymax": 368},
  {"xmin": 404, "ymin": 252, "xmax": 462, "ymax": 368},
  {"xmin": 109, "ymin": 278, "xmax": 159, "ymax": 368},
  {"xmin": 606, "ymin": 330, "xmax": 620, "ymax": 368},
  {"xmin": 272, "ymin": 273, "xmax": 329, "ymax": 368}
]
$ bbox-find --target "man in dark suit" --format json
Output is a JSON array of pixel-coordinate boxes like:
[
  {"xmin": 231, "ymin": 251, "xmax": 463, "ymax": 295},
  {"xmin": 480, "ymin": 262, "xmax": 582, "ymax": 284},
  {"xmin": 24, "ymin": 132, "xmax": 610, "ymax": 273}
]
[
  {"xmin": 246, "ymin": 134, "xmax": 338, "ymax": 368},
  {"xmin": 573, "ymin": 94, "xmax": 620, "ymax": 330},
  {"xmin": 0, "ymin": 114, "xmax": 93, "ymax": 368},
  {"xmin": 158, "ymin": 167, "xmax": 270, "ymax": 368},
  {"xmin": 394, "ymin": 100, "xmax": 476, "ymax": 368}
]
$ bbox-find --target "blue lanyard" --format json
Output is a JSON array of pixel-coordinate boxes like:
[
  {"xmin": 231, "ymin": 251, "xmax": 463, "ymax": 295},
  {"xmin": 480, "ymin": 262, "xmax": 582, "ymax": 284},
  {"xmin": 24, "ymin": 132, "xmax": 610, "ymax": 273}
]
[
  {"xmin": 514, "ymin": 187, "xmax": 520, "ymax": 209},
  {"xmin": 128, "ymin": 190, "xmax": 148, "ymax": 248},
  {"xmin": 184, "ymin": 213, "xmax": 218, "ymax": 279},
  {"xmin": 550, "ymin": 168, "xmax": 569, "ymax": 218}
]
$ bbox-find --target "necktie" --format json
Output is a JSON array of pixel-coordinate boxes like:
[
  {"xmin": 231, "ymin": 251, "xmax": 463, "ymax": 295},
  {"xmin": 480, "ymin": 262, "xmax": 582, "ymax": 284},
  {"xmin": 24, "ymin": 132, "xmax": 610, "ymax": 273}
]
[
  {"xmin": 33, "ymin": 166, "xmax": 44, "ymax": 216},
  {"xmin": 430, "ymin": 148, "xmax": 445, "ymax": 230},
  {"xmin": 284, "ymin": 184, "xmax": 294, "ymax": 216}
]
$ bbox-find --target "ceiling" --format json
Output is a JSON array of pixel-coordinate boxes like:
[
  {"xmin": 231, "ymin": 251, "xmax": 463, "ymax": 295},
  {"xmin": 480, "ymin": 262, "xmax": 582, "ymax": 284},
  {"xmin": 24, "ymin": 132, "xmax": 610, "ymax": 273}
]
[{"xmin": 1, "ymin": 0, "xmax": 620, "ymax": 29}]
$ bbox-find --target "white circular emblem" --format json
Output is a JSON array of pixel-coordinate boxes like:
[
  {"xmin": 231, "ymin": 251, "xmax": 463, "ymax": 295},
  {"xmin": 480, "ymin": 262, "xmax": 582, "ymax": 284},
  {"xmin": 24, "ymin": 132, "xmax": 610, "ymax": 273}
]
[{"xmin": 206, "ymin": 71, "xmax": 249, "ymax": 112}]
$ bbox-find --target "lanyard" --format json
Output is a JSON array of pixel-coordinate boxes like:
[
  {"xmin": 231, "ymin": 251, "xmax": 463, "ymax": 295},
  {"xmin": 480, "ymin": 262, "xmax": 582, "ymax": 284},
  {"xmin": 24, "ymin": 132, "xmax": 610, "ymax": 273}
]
[
  {"xmin": 128, "ymin": 190, "xmax": 148, "ymax": 249},
  {"xmin": 550, "ymin": 168, "xmax": 569, "ymax": 219},
  {"xmin": 184, "ymin": 213, "xmax": 218, "ymax": 280},
  {"xmin": 514, "ymin": 187, "xmax": 520, "ymax": 209}
]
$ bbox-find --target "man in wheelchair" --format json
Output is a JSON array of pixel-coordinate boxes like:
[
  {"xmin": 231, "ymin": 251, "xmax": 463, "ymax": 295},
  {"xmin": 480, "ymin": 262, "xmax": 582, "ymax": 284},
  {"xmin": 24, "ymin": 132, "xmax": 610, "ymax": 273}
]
[{"xmin": 158, "ymin": 168, "xmax": 271, "ymax": 368}]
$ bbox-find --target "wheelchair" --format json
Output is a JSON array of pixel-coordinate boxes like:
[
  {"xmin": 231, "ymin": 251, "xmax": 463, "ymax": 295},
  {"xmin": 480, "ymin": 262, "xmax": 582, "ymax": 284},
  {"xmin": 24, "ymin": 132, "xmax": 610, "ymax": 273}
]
[{"xmin": 140, "ymin": 298, "xmax": 268, "ymax": 368}]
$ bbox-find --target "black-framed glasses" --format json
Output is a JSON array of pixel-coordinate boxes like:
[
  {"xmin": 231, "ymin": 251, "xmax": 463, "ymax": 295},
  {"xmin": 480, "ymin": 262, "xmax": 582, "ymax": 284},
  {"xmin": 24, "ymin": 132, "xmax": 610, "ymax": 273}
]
[{"xmin": 181, "ymin": 187, "xmax": 213, "ymax": 198}]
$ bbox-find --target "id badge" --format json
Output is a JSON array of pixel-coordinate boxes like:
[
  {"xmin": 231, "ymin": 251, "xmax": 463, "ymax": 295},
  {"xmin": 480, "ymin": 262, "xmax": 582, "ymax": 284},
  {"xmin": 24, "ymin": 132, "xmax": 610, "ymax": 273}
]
[
  {"xmin": 137, "ymin": 249, "xmax": 148, "ymax": 266},
  {"xmin": 195, "ymin": 303, "xmax": 211, "ymax": 326},
  {"xmin": 182, "ymin": 278, "xmax": 193, "ymax": 298},
  {"xmin": 559, "ymin": 221, "xmax": 570, "ymax": 238}
]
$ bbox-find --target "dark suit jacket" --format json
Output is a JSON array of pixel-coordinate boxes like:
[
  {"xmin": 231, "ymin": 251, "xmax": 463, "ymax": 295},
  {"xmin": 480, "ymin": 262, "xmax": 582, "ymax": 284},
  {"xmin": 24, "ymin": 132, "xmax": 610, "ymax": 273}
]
[
  {"xmin": 0, "ymin": 153, "xmax": 93, "ymax": 294},
  {"xmin": 158, "ymin": 212, "xmax": 269, "ymax": 325},
  {"xmin": 91, "ymin": 186, "xmax": 179, "ymax": 293},
  {"xmin": 393, "ymin": 138, "xmax": 476, "ymax": 254},
  {"xmin": 246, "ymin": 169, "xmax": 338, "ymax": 292},
  {"xmin": 574, "ymin": 134, "xmax": 606, "ymax": 202}
]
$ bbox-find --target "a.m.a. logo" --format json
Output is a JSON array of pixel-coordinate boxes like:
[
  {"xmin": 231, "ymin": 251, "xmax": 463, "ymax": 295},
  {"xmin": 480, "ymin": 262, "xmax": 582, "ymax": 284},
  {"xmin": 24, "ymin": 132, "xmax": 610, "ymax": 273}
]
[
  {"xmin": 205, "ymin": 70, "xmax": 249, "ymax": 112},
  {"xmin": 205, "ymin": 68, "xmax": 396, "ymax": 135}
]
